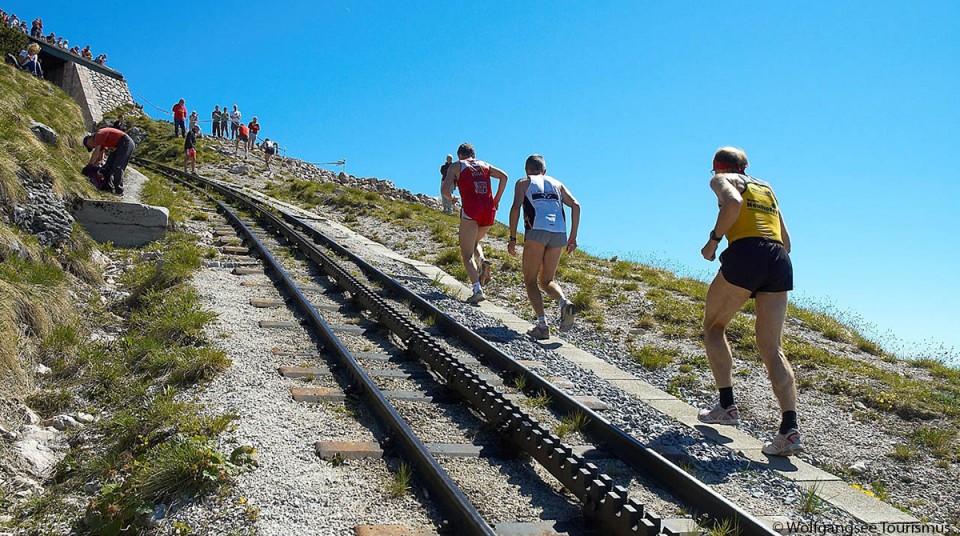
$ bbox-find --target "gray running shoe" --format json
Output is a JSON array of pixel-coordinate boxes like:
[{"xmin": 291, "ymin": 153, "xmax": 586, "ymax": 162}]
[
  {"xmin": 479, "ymin": 260, "xmax": 493, "ymax": 286},
  {"xmin": 762, "ymin": 428, "xmax": 804, "ymax": 456},
  {"xmin": 559, "ymin": 299, "xmax": 576, "ymax": 332},
  {"xmin": 697, "ymin": 403, "xmax": 740, "ymax": 425},
  {"xmin": 466, "ymin": 288, "xmax": 485, "ymax": 304},
  {"xmin": 527, "ymin": 323, "xmax": 550, "ymax": 340}
]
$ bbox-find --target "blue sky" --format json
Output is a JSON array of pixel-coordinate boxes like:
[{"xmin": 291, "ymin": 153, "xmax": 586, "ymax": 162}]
[{"xmin": 14, "ymin": 1, "xmax": 959, "ymax": 359}]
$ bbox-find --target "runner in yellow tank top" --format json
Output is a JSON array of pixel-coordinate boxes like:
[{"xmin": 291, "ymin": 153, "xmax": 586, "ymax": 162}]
[{"xmin": 698, "ymin": 147, "xmax": 802, "ymax": 456}]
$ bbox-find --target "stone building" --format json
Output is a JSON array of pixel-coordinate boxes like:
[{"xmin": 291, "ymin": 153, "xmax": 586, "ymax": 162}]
[{"xmin": 31, "ymin": 38, "xmax": 133, "ymax": 129}]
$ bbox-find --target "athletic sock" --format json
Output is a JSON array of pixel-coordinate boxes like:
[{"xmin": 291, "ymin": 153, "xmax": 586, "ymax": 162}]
[
  {"xmin": 472, "ymin": 282, "xmax": 481, "ymax": 293},
  {"xmin": 537, "ymin": 315, "xmax": 547, "ymax": 327},
  {"xmin": 719, "ymin": 387, "xmax": 735, "ymax": 409},
  {"xmin": 779, "ymin": 411, "xmax": 798, "ymax": 434}
]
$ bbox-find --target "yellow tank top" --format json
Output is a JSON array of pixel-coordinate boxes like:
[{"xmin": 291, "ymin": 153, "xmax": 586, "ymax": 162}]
[{"xmin": 725, "ymin": 176, "xmax": 783, "ymax": 244}]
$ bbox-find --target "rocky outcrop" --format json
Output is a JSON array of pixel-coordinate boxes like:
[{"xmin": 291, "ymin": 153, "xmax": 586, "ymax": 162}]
[
  {"xmin": 29, "ymin": 121, "xmax": 58, "ymax": 145},
  {"xmin": 279, "ymin": 158, "xmax": 442, "ymax": 210},
  {"xmin": 12, "ymin": 172, "xmax": 75, "ymax": 247}
]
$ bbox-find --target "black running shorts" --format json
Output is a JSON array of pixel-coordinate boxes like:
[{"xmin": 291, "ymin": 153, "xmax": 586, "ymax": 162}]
[{"xmin": 719, "ymin": 237, "xmax": 793, "ymax": 297}]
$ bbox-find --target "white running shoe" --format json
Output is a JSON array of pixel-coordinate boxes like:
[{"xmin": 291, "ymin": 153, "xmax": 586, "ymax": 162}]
[
  {"xmin": 466, "ymin": 288, "xmax": 485, "ymax": 304},
  {"xmin": 762, "ymin": 428, "xmax": 804, "ymax": 456},
  {"xmin": 527, "ymin": 323, "xmax": 550, "ymax": 340},
  {"xmin": 559, "ymin": 299, "xmax": 576, "ymax": 332},
  {"xmin": 697, "ymin": 403, "xmax": 740, "ymax": 425}
]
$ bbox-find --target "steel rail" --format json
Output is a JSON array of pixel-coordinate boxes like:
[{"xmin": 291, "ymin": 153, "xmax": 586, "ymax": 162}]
[
  {"xmin": 132, "ymin": 158, "xmax": 496, "ymax": 536},
  {"xmin": 195, "ymin": 173, "xmax": 661, "ymax": 535},
  {"xmin": 274, "ymin": 196, "xmax": 778, "ymax": 536},
  {"xmin": 135, "ymin": 157, "xmax": 777, "ymax": 535}
]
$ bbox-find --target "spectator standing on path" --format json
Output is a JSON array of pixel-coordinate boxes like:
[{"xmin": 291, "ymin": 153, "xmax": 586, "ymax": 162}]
[
  {"xmin": 172, "ymin": 98, "xmax": 187, "ymax": 138},
  {"xmin": 184, "ymin": 125, "xmax": 199, "ymax": 174},
  {"xmin": 507, "ymin": 154, "xmax": 581, "ymax": 340},
  {"xmin": 441, "ymin": 142, "xmax": 508, "ymax": 304},
  {"xmin": 188, "ymin": 110, "xmax": 199, "ymax": 133},
  {"xmin": 247, "ymin": 117, "xmax": 260, "ymax": 150},
  {"xmin": 234, "ymin": 123, "xmax": 249, "ymax": 158},
  {"xmin": 219, "ymin": 105, "xmax": 229, "ymax": 140},
  {"xmin": 262, "ymin": 138, "xmax": 278, "ymax": 169},
  {"xmin": 229, "ymin": 105, "xmax": 242, "ymax": 141},
  {"xmin": 697, "ymin": 146, "xmax": 801, "ymax": 457},
  {"xmin": 84, "ymin": 127, "xmax": 135, "ymax": 195},
  {"xmin": 439, "ymin": 154, "xmax": 454, "ymax": 215},
  {"xmin": 211, "ymin": 106, "xmax": 222, "ymax": 138}
]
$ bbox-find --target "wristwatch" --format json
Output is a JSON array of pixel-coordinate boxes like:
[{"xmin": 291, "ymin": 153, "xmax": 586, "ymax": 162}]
[{"xmin": 709, "ymin": 230, "xmax": 723, "ymax": 242}]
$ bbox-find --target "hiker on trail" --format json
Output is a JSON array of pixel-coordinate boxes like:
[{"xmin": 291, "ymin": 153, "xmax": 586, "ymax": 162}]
[
  {"xmin": 84, "ymin": 127, "xmax": 136, "ymax": 195},
  {"xmin": 184, "ymin": 125, "xmax": 199, "ymax": 174},
  {"xmin": 235, "ymin": 123, "xmax": 249, "ymax": 158},
  {"xmin": 507, "ymin": 154, "xmax": 581, "ymax": 340},
  {"xmin": 229, "ymin": 105, "xmax": 242, "ymax": 140},
  {"xmin": 211, "ymin": 106, "xmax": 222, "ymax": 138},
  {"xmin": 247, "ymin": 117, "xmax": 260, "ymax": 150},
  {"xmin": 697, "ymin": 146, "xmax": 801, "ymax": 457},
  {"xmin": 441, "ymin": 142, "xmax": 508, "ymax": 304},
  {"xmin": 440, "ymin": 154, "xmax": 454, "ymax": 215},
  {"xmin": 219, "ymin": 105, "xmax": 229, "ymax": 139},
  {"xmin": 188, "ymin": 110, "xmax": 199, "ymax": 133},
  {"xmin": 172, "ymin": 98, "xmax": 187, "ymax": 138},
  {"xmin": 262, "ymin": 138, "xmax": 279, "ymax": 168}
]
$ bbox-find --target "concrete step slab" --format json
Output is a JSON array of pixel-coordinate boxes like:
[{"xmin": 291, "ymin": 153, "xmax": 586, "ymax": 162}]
[{"xmin": 71, "ymin": 198, "xmax": 169, "ymax": 247}]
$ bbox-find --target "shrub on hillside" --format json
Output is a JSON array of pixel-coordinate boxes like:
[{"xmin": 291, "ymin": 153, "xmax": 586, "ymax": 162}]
[{"xmin": 0, "ymin": 26, "xmax": 28, "ymax": 58}]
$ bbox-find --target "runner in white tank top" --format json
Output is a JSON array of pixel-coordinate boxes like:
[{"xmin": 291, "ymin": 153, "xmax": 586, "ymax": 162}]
[
  {"xmin": 522, "ymin": 174, "xmax": 565, "ymax": 233},
  {"xmin": 507, "ymin": 155, "xmax": 582, "ymax": 340}
]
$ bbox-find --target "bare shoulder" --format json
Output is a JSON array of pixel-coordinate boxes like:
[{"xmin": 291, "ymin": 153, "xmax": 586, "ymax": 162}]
[{"xmin": 711, "ymin": 172, "xmax": 746, "ymax": 192}]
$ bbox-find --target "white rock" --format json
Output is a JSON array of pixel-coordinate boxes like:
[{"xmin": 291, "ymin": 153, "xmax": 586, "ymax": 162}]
[
  {"xmin": 12, "ymin": 425, "xmax": 66, "ymax": 478},
  {"xmin": 35, "ymin": 363, "xmax": 52, "ymax": 376},
  {"xmin": 848, "ymin": 460, "xmax": 870, "ymax": 474},
  {"xmin": 42, "ymin": 415, "xmax": 81, "ymax": 431},
  {"xmin": 75, "ymin": 412, "xmax": 95, "ymax": 423},
  {"xmin": 0, "ymin": 425, "xmax": 17, "ymax": 441}
]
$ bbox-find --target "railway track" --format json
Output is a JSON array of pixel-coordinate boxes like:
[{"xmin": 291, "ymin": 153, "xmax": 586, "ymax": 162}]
[{"xmin": 133, "ymin": 157, "xmax": 779, "ymax": 536}]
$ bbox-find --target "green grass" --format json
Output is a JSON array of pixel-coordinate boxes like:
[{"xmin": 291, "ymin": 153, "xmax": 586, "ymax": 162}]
[
  {"xmin": 628, "ymin": 344, "xmax": 678, "ymax": 369},
  {"xmin": 911, "ymin": 427, "xmax": 957, "ymax": 459},
  {"xmin": 887, "ymin": 445, "xmax": 914, "ymax": 462},
  {"xmin": 799, "ymin": 483, "xmax": 825, "ymax": 514},
  {"xmin": 12, "ymin": 227, "xmax": 238, "ymax": 532},
  {"xmin": 387, "ymin": 463, "xmax": 414, "ymax": 498},
  {"xmin": 553, "ymin": 411, "xmax": 591, "ymax": 439},
  {"xmin": 522, "ymin": 390, "xmax": 552, "ymax": 410}
]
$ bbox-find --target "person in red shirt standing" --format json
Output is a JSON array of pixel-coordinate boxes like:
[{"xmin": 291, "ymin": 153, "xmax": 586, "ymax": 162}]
[
  {"xmin": 172, "ymin": 98, "xmax": 187, "ymax": 138},
  {"xmin": 441, "ymin": 142, "xmax": 509, "ymax": 304},
  {"xmin": 247, "ymin": 117, "xmax": 260, "ymax": 151},
  {"xmin": 83, "ymin": 127, "xmax": 136, "ymax": 195}
]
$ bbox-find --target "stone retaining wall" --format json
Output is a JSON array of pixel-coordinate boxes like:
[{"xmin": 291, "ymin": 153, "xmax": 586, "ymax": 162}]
[{"xmin": 62, "ymin": 62, "xmax": 133, "ymax": 129}]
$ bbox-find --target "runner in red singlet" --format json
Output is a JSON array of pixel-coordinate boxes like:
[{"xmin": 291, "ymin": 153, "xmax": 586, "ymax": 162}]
[{"xmin": 441, "ymin": 142, "xmax": 508, "ymax": 304}]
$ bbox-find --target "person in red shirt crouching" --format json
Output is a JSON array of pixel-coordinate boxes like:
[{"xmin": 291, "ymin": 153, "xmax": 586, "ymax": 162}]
[{"xmin": 83, "ymin": 127, "xmax": 135, "ymax": 195}]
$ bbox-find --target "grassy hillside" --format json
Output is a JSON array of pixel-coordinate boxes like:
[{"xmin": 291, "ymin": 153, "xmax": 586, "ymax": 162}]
[{"xmin": 0, "ymin": 62, "xmax": 103, "ymax": 396}]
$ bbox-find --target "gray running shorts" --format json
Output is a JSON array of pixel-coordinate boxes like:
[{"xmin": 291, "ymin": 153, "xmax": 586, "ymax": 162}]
[{"xmin": 525, "ymin": 229, "xmax": 567, "ymax": 249}]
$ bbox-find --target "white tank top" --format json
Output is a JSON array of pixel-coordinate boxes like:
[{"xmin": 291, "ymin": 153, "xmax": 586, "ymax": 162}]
[{"xmin": 522, "ymin": 175, "xmax": 565, "ymax": 232}]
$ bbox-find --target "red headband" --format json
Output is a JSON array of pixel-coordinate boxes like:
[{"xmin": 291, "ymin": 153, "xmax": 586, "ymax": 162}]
[{"xmin": 712, "ymin": 159, "xmax": 745, "ymax": 173}]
